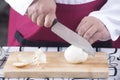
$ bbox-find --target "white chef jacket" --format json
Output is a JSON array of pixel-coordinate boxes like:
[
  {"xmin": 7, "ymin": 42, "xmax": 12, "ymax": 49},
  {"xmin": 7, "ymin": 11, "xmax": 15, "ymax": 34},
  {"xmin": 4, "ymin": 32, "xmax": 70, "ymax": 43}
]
[{"xmin": 5, "ymin": 0, "xmax": 120, "ymax": 41}]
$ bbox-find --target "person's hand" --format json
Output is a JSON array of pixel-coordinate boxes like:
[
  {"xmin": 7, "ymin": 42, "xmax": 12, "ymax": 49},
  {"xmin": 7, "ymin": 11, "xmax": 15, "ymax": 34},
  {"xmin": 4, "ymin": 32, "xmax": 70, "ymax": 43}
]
[
  {"xmin": 76, "ymin": 16, "xmax": 111, "ymax": 44},
  {"xmin": 27, "ymin": 0, "xmax": 56, "ymax": 27}
]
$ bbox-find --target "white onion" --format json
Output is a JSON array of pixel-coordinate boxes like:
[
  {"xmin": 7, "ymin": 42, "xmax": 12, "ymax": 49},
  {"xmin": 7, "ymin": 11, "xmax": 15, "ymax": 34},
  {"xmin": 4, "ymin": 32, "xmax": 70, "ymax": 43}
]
[{"xmin": 64, "ymin": 45, "xmax": 88, "ymax": 63}]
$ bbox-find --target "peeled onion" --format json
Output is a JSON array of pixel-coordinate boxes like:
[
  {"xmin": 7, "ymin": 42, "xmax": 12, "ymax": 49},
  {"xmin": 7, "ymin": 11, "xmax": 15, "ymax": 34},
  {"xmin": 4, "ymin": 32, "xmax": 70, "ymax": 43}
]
[{"xmin": 64, "ymin": 45, "xmax": 88, "ymax": 63}]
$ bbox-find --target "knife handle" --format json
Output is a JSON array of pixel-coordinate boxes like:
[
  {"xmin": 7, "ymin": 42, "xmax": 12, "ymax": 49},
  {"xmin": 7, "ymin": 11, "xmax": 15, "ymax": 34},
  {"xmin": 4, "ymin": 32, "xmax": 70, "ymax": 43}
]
[{"xmin": 51, "ymin": 19, "xmax": 58, "ymax": 27}]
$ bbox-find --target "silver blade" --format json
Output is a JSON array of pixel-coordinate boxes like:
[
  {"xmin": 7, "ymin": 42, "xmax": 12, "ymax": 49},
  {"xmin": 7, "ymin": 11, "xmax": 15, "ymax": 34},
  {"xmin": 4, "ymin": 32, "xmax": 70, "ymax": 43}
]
[{"xmin": 51, "ymin": 22, "xmax": 95, "ymax": 55}]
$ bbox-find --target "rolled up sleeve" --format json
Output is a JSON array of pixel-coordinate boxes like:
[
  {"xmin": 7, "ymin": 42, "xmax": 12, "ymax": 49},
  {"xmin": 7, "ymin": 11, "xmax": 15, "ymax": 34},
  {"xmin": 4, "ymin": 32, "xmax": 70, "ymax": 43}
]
[
  {"xmin": 5, "ymin": 0, "xmax": 33, "ymax": 15},
  {"xmin": 89, "ymin": 0, "xmax": 120, "ymax": 41}
]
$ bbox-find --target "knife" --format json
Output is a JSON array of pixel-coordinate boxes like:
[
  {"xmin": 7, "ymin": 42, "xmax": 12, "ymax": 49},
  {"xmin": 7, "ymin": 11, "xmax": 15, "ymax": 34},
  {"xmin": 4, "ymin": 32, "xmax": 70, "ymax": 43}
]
[{"xmin": 51, "ymin": 19, "xmax": 95, "ymax": 56}]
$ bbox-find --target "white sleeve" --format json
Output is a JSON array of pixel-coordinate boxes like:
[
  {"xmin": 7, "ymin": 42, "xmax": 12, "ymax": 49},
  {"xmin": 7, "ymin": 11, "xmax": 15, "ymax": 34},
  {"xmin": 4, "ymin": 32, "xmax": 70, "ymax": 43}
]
[
  {"xmin": 89, "ymin": 0, "xmax": 120, "ymax": 41},
  {"xmin": 5, "ymin": 0, "xmax": 33, "ymax": 15}
]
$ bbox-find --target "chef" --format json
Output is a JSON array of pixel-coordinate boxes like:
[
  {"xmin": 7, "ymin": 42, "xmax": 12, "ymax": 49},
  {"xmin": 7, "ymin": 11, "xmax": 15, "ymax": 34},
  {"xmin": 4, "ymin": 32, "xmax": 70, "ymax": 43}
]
[{"xmin": 5, "ymin": 0, "xmax": 120, "ymax": 48}]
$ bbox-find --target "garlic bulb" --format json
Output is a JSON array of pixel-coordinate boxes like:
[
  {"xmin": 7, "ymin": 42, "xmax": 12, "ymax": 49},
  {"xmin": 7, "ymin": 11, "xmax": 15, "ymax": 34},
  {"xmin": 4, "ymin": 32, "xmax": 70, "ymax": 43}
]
[{"xmin": 64, "ymin": 45, "xmax": 88, "ymax": 63}]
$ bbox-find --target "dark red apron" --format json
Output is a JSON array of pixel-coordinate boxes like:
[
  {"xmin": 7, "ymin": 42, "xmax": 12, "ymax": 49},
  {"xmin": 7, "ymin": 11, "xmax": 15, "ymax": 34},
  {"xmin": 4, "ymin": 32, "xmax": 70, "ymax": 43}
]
[
  {"xmin": 112, "ymin": 37, "xmax": 120, "ymax": 48},
  {"xmin": 8, "ymin": 0, "xmax": 114, "ymax": 47}
]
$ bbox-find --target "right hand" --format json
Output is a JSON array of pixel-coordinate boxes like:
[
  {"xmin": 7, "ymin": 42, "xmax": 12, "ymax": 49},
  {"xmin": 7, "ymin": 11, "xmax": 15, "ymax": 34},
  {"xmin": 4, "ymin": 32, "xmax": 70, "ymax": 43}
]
[{"xmin": 27, "ymin": 0, "xmax": 56, "ymax": 27}]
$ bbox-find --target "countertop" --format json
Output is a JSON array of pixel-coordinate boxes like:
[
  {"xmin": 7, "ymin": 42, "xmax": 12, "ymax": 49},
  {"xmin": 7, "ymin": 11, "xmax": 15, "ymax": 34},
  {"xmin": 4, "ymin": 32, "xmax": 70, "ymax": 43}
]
[{"xmin": 0, "ymin": 46, "xmax": 120, "ymax": 80}]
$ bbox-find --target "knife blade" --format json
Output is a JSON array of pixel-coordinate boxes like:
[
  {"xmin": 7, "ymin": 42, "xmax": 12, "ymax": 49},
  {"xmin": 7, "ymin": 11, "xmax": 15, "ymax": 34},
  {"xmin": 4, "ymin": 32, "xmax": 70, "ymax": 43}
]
[{"xmin": 51, "ymin": 20, "xmax": 95, "ymax": 56}]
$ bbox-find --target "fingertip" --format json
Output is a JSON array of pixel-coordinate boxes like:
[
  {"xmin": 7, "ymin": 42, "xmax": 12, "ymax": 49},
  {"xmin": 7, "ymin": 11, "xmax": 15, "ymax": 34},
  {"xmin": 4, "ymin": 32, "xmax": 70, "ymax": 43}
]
[
  {"xmin": 44, "ymin": 14, "xmax": 55, "ymax": 28},
  {"xmin": 36, "ymin": 15, "xmax": 45, "ymax": 27},
  {"xmin": 78, "ymin": 30, "xmax": 83, "ymax": 37},
  {"xmin": 31, "ymin": 13, "xmax": 37, "ymax": 23},
  {"xmin": 37, "ymin": 20, "xmax": 44, "ymax": 27},
  {"xmin": 76, "ymin": 27, "xmax": 79, "ymax": 32},
  {"xmin": 88, "ymin": 39, "xmax": 94, "ymax": 44},
  {"xmin": 44, "ymin": 19, "xmax": 53, "ymax": 28},
  {"xmin": 44, "ymin": 23, "xmax": 52, "ymax": 28}
]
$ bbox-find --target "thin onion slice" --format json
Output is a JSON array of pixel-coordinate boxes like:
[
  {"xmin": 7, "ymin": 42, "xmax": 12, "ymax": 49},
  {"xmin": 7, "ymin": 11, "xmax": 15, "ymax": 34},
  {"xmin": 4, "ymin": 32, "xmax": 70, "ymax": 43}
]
[{"xmin": 13, "ymin": 62, "xmax": 30, "ymax": 68}]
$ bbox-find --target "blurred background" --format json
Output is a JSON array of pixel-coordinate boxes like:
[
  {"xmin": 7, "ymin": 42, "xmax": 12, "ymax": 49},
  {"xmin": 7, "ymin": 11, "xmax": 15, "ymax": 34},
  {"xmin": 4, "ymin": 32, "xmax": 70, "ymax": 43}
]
[{"xmin": 0, "ymin": 0, "xmax": 10, "ymax": 46}]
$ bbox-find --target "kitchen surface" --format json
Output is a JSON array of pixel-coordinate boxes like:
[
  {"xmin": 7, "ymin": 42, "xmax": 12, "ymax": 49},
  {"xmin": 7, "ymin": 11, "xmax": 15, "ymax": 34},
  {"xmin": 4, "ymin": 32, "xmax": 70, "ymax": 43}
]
[{"xmin": 0, "ymin": 46, "xmax": 120, "ymax": 80}]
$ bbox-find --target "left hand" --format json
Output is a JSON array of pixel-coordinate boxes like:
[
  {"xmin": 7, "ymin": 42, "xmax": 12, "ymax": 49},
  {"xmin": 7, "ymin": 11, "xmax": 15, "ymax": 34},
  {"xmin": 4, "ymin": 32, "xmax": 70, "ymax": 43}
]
[{"xmin": 76, "ymin": 16, "xmax": 111, "ymax": 44}]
